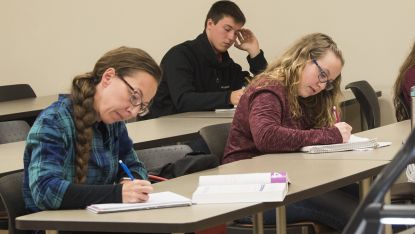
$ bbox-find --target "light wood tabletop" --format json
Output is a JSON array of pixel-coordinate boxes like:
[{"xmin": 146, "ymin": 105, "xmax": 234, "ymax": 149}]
[
  {"xmin": 126, "ymin": 117, "xmax": 232, "ymax": 149},
  {"xmin": 16, "ymin": 158, "xmax": 388, "ymax": 233},
  {"xmin": 259, "ymin": 120, "xmax": 409, "ymax": 162},
  {"xmin": 0, "ymin": 95, "xmax": 58, "ymax": 122}
]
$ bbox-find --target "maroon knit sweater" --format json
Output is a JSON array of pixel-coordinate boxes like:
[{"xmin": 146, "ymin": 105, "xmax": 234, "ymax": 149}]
[{"xmin": 222, "ymin": 80, "xmax": 342, "ymax": 164}]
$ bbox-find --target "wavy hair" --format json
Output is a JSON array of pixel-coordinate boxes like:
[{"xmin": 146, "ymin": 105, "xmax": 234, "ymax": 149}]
[
  {"xmin": 251, "ymin": 33, "xmax": 344, "ymax": 127},
  {"xmin": 71, "ymin": 46, "xmax": 161, "ymax": 183},
  {"xmin": 393, "ymin": 41, "xmax": 415, "ymax": 121}
]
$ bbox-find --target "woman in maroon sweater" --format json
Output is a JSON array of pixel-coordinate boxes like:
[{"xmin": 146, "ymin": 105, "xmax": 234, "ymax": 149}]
[
  {"xmin": 393, "ymin": 40, "xmax": 415, "ymax": 121},
  {"xmin": 224, "ymin": 33, "xmax": 357, "ymax": 232}
]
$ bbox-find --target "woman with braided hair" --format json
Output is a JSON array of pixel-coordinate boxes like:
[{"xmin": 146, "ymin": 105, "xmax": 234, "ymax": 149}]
[{"xmin": 23, "ymin": 46, "xmax": 161, "ymax": 213}]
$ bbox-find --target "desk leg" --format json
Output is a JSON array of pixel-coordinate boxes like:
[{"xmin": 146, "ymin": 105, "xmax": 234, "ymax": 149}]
[
  {"xmin": 253, "ymin": 212, "xmax": 264, "ymax": 234},
  {"xmin": 359, "ymin": 178, "xmax": 372, "ymax": 199},
  {"xmin": 276, "ymin": 206, "xmax": 286, "ymax": 234},
  {"xmin": 384, "ymin": 191, "xmax": 392, "ymax": 234},
  {"xmin": 45, "ymin": 230, "xmax": 58, "ymax": 234}
]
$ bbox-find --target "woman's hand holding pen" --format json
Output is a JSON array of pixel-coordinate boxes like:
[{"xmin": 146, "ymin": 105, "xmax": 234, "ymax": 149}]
[
  {"xmin": 121, "ymin": 179, "xmax": 153, "ymax": 203},
  {"xmin": 334, "ymin": 122, "xmax": 352, "ymax": 143}
]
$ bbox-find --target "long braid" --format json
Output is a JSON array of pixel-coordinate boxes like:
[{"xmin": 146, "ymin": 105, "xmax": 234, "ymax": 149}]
[{"xmin": 71, "ymin": 73, "xmax": 98, "ymax": 183}]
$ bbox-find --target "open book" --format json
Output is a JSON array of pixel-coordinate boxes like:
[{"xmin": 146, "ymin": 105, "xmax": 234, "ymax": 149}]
[
  {"xmin": 87, "ymin": 191, "xmax": 192, "ymax": 214},
  {"xmin": 192, "ymin": 172, "xmax": 288, "ymax": 204},
  {"xmin": 300, "ymin": 135, "xmax": 391, "ymax": 154}
]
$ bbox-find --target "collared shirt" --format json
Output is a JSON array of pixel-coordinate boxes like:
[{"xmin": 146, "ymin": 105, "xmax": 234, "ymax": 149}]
[{"xmin": 23, "ymin": 95, "xmax": 147, "ymax": 212}]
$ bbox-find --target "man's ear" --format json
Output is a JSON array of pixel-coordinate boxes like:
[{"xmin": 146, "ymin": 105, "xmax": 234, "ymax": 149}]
[{"xmin": 100, "ymin": 68, "xmax": 116, "ymax": 88}]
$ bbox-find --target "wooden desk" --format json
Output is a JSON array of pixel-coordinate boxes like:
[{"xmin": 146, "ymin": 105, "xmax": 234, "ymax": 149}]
[
  {"xmin": 126, "ymin": 117, "xmax": 232, "ymax": 149},
  {"xmin": 259, "ymin": 120, "xmax": 409, "ymax": 162},
  {"xmin": 16, "ymin": 158, "xmax": 388, "ymax": 233},
  {"xmin": 163, "ymin": 90, "xmax": 382, "ymax": 119},
  {"xmin": 0, "ymin": 95, "xmax": 58, "ymax": 122}
]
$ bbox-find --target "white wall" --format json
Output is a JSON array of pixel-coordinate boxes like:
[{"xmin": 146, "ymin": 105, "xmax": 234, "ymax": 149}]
[{"xmin": 1, "ymin": 0, "xmax": 414, "ymax": 125}]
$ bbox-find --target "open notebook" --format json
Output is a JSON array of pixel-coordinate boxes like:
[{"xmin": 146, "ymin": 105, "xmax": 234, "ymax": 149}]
[
  {"xmin": 87, "ymin": 191, "xmax": 192, "ymax": 214},
  {"xmin": 300, "ymin": 135, "xmax": 391, "ymax": 154}
]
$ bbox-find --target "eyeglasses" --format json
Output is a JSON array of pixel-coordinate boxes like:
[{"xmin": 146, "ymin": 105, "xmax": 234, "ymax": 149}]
[
  {"xmin": 117, "ymin": 76, "xmax": 151, "ymax": 116},
  {"xmin": 312, "ymin": 59, "xmax": 334, "ymax": 91}
]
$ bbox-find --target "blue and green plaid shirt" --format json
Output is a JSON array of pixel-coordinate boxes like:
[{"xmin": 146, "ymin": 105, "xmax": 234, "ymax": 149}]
[{"xmin": 23, "ymin": 95, "xmax": 147, "ymax": 212}]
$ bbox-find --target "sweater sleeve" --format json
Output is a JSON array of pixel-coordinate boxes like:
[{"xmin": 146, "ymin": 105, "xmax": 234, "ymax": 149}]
[
  {"xmin": 60, "ymin": 184, "xmax": 122, "ymax": 209},
  {"xmin": 246, "ymin": 50, "xmax": 268, "ymax": 75},
  {"xmin": 248, "ymin": 91, "xmax": 342, "ymax": 153},
  {"xmin": 162, "ymin": 48, "xmax": 233, "ymax": 111},
  {"xmin": 26, "ymin": 117, "xmax": 72, "ymax": 210}
]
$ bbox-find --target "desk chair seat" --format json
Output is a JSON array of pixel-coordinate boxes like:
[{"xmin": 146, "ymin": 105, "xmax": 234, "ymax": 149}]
[
  {"xmin": 0, "ymin": 120, "xmax": 31, "ymax": 144},
  {"xmin": 198, "ymin": 123, "xmax": 231, "ymax": 163},
  {"xmin": 0, "ymin": 171, "xmax": 30, "ymax": 234}
]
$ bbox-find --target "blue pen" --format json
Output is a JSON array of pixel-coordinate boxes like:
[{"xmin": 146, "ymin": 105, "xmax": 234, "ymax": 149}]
[{"xmin": 118, "ymin": 160, "xmax": 135, "ymax": 181}]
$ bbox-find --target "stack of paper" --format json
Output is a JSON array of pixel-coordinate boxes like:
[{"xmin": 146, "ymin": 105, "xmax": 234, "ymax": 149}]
[
  {"xmin": 192, "ymin": 172, "xmax": 288, "ymax": 204},
  {"xmin": 87, "ymin": 191, "xmax": 192, "ymax": 214},
  {"xmin": 300, "ymin": 135, "xmax": 391, "ymax": 154}
]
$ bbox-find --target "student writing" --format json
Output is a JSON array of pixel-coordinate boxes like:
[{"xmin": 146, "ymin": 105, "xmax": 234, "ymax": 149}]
[
  {"xmin": 223, "ymin": 33, "xmax": 357, "ymax": 232},
  {"xmin": 23, "ymin": 47, "xmax": 161, "ymax": 213}
]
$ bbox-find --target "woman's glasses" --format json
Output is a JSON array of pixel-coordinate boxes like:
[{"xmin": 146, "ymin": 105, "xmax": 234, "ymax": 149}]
[
  {"xmin": 117, "ymin": 76, "xmax": 151, "ymax": 116},
  {"xmin": 312, "ymin": 59, "xmax": 334, "ymax": 91}
]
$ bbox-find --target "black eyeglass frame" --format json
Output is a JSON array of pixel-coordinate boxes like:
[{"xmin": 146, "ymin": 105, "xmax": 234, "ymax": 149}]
[
  {"xmin": 117, "ymin": 76, "xmax": 151, "ymax": 116},
  {"xmin": 311, "ymin": 59, "xmax": 334, "ymax": 91}
]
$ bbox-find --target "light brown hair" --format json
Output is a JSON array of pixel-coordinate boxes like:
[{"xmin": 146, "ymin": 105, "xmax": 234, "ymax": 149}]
[
  {"xmin": 250, "ymin": 33, "xmax": 344, "ymax": 127},
  {"xmin": 393, "ymin": 41, "xmax": 415, "ymax": 121}
]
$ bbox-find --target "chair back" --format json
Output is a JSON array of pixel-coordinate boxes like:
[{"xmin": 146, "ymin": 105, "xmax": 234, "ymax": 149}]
[
  {"xmin": 0, "ymin": 120, "xmax": 31, "ymax": 144},
  {"xmin": 199, "ymin": 123, "xmax": 231, "ymax": 163},
  {"xmin": 0, "ymin": 171, "xmax": 30, "ymax": 234},
  {"xmin": 136, "ymin": 145, "xmax": 193, "ymax": 172},
  {"xmin": 345, "ymin": 80, "xmax": 380, "ymax": 130},
  {"xmin": 0, "ymin": 84, "xmax": 36, "ymax": 102}
]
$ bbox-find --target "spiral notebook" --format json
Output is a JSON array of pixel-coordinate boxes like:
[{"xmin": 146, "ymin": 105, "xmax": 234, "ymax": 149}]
[
  {"xmin": 300, "ymin": 135, "xmax": 390, "ymax": 154},
  {"xmin": 87, "ymin": 191, "xmax": 192, "ymax": 214}
]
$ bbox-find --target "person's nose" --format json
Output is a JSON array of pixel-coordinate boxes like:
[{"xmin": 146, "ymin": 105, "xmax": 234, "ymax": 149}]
[
  {"xmin": 317, "ymin": 81, "xmax": 326, "ymax": 91},
  {"xmin": 229, "ymin": 31, "xmax": 237, "ymax": 42},
  {"xmin": 126, "ymin": 105, "xmax": 140, "ymax": 118}
]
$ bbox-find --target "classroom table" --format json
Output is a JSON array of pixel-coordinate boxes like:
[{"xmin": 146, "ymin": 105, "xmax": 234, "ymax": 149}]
[
  {"xmin": 0, "ymin": 117, "xmax": 232, "ymax": 175},
  {"xmin": 16, "ymin": 157, "xmax": 388, "ymax": 234},
  {"xmin": 126, "ymin": 117, "xmax": 232, "ymax": 149},
  {"xmin": 0, "ymin": 95, "xmax": 58, "ymax": 122},
  {"xmin": 258, "ymin": 120, "xmax": 409, "ymax": 162}
]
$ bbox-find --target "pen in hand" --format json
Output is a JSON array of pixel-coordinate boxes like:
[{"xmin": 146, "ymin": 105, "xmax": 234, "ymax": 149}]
[
  {"xmin": 332, "ymin": 106, "xmax": 340, "ymax": 123},
  {"xmin": 119, "ymin": 160, "xmax": 135, "ymax": 181}
]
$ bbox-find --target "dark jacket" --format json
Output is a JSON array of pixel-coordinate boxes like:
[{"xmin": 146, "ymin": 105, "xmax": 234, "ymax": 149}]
[{"xmin": 146, "ymin": 32, "xmax": 267, "ymax": 119}]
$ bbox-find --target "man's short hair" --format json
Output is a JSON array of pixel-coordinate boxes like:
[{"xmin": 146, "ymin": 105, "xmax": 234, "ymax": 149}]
[{"xmin": 204, "ymin": 1, "xmax": 246, "ymax": 28}]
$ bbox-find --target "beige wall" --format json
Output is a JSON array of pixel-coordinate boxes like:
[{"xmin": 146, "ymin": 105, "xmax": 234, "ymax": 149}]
[{"xmin": 1, "ymin": 0, "xmax": 414, "ymax": 126}]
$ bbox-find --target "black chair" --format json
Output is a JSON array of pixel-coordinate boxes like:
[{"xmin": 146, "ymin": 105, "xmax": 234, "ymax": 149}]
[
  {"xmin": 0, "ymin": 84, "xmax": 36, "ymax": 102},
  {"xmin": 0, "ymin": 120, "xmax": 31, "ymax": 144},
  {"xmin": 198, "ymin": 123, "xmax": 231, "ymax": 163},
  {"xmin": 0, "ymin": 171, "xmax": 30, "ymax": 234},
  {"xmin": 345, "ymin": 80, "xmax": 380, "ymax": 130}
]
